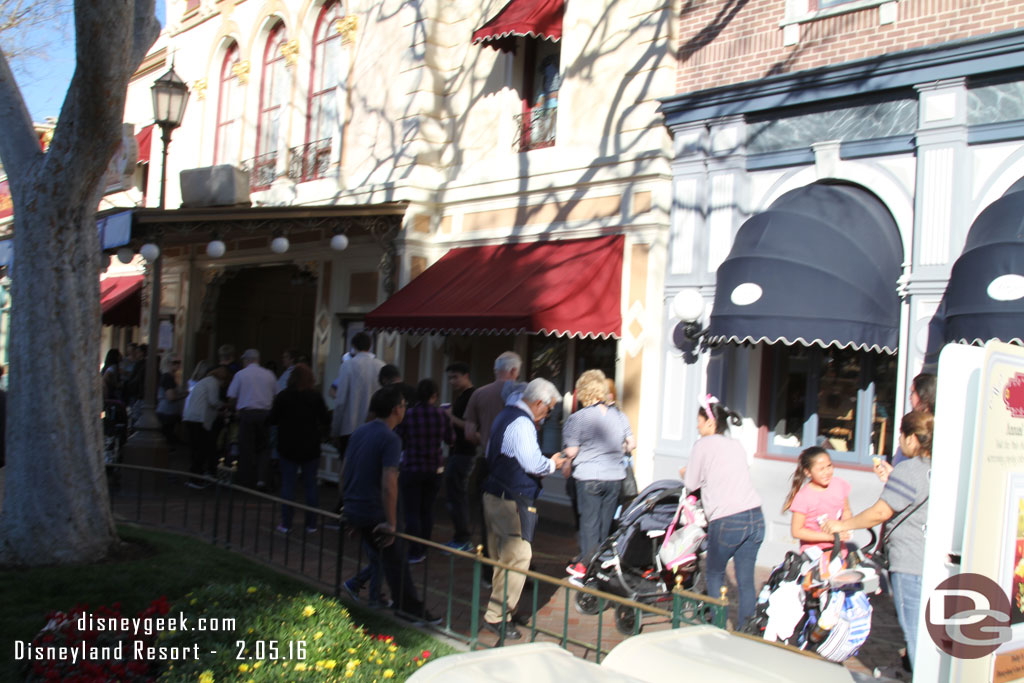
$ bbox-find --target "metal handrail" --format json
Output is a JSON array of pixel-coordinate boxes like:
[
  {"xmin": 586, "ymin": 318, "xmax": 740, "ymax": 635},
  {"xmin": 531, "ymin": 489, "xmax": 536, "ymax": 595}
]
[{"xmin": 107, "ymin": 463, "xmax": 729, "ymax": 660}]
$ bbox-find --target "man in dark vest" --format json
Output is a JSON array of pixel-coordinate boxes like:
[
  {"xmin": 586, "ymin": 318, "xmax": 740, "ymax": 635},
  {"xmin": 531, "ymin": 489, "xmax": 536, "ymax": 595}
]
[{"xmin": 481, "ymin": 378, "xmax": 571, "ymax": 640}]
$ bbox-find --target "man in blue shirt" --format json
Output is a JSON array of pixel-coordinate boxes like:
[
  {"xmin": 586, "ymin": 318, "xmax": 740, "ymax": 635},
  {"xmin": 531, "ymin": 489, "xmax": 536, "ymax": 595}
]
[
  {"xmin": 342, "ymin": 385, "xmax": 439, "ymax": 624},
  {"xmin": 481, "ymin": 378, "xmax": 572, "ymax": 640}
]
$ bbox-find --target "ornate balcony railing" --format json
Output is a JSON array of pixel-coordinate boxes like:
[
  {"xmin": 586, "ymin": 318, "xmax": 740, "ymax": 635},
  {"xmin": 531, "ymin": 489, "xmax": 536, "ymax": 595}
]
[
  {"xmin": 240, "ymin": 151, "xmax": 278, "ymax": 191},
  {"xmin": 513, "ymin": 106, "xmax": 557, "ymax": 152},
  {"xmin": 288, "ymin": 138, "xmax": 332, "ymax": 182}
]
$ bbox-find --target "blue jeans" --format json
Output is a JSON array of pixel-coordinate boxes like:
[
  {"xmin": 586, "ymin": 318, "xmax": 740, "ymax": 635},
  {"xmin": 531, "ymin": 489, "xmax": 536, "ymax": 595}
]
[
  {"xmin": 399, "ymin": 470, "xmax": 441, "ymax": 557},
  {"xmin": 706, "ymin": 507, "xmax": 765, "ymax": 624},
  {"xmin": 444, "ymin": 453, "xmax": 474, "ymax": 544},
  {"xmin": 352, "ymin": 536, "xmax": 384, "ymax": 603},
  {"xmin": 576, "ymin": 479, "xmax": 622, "ymax": 562},
  {"xmin": 279, "ymin": 458, "xmax": 319, "ymax": 529},
  {"xmin": 890, "ymin": 571, "xmax": 922, "ymax": 666}
]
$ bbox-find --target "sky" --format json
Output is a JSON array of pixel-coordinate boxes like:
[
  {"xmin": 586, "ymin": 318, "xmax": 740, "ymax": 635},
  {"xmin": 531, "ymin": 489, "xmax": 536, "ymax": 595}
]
[{"xmin": 13, "ymin": 1, "xmax": 166, "ymax": 122}]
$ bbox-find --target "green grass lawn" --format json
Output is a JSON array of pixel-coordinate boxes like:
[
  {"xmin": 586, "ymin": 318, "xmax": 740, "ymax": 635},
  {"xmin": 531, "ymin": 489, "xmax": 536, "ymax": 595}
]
[{"xmin": 0, "ymin": 525, "xmax": 456, "ymax": 682}]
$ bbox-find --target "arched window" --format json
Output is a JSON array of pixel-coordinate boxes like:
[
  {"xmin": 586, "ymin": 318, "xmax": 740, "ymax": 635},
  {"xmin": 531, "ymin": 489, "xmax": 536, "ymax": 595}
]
[
  {"xmin": 303, "ymin": 1, "xmax": 345, "ymax": 181},
  {"xmin": 214, "ymin": 43, "xmax": 241, "ymax": 165},
  {"xmin": 253, "ymin": 23, "xmax": 288, "ymax": 190}
]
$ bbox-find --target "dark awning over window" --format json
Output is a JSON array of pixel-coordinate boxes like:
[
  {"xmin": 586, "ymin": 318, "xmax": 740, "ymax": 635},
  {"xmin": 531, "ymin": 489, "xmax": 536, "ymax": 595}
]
[
  {"xmin": 365, "ymin": 235, "xmax": 623, "ymax": 339},
  {"xmin": 708, "ymin": 183, "xmax": 903, "ymax": 353},
  {"xmin": 101, "ymin": 274, "xmax": 143, "ymax": 327},
  {"xmin": 472, "ymin": 0, "xmax": 564, "ymax": 53},
  {"xmin": 943, "ymin": 188, "xmax": 1024, "ymax": 346}
]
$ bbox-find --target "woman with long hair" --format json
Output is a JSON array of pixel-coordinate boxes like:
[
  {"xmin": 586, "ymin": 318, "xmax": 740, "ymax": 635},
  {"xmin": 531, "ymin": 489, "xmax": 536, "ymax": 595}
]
[
  {"xmin": 824, "ymin": 411, "xmax": 932, "ymax": 670},
  {"xmin": 270, "ymin": 363, "xmax": 329, "ymax": 533},
  {"xmin": 679, "ymin": 395, "xmax": 764, "ymax": 624}
]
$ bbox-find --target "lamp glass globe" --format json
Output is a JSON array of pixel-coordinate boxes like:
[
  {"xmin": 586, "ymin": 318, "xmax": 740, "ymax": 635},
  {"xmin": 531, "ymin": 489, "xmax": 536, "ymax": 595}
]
[
  {"xmin": 270, "ymin": 236, "xmax": 290, "ymax": 254},
  {"xmin": 139, "ymin": 243, "xmax": 161, "ymax": 262},
  {"xmin": 330, "ymin": 233, "xmax": 349, "ymax": 251},
  {"xmin": 672, "ymin": 288, "xmax": 706, "ymax": 323},
  {"xmin": 206, "ymin": 240, "xmax": 226, "ymax": 258}
]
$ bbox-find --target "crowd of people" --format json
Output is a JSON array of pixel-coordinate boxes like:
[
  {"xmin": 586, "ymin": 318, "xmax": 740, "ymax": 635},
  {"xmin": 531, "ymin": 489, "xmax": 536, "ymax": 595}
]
[{"xmin": 99, "ymin": 337, "xmax": 935, "ymax": 667}]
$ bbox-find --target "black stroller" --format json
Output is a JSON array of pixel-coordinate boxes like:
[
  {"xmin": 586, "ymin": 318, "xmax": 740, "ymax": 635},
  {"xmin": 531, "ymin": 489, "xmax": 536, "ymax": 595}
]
[{"xmin": 572, "ymin": 479, "xmax": 707, "ymax": 634}]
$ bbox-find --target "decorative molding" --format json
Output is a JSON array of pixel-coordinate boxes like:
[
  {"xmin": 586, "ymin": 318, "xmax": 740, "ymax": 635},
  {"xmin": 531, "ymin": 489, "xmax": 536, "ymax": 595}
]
[
  {"xmin": 707, "ymin": 174, "xmax": 735, "ymax": 273},
  {"xmin": 336, "ymin": 16, "xmax": 358, "ymax": 44},
  {"xmin": 671, "ymin": 178, "xmax": 698, "ymax": 275},
  {"xmin": 280, "ymin": 39, "xmax": 299, "ymax": 68},
  {"xmin": 192, "ymin": 78, "xmax": 208, "ymax": 101},
  {"xmin": 918, "ymin": 147, "xmax": 954, "ymax": 266},
  {"xmin": 231, "ymin": 60, "xmax": 250, "ymax": 84}
]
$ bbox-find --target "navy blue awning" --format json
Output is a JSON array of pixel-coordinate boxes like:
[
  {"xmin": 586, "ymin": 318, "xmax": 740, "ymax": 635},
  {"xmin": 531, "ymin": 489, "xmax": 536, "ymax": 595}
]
[
  {"xmin": 943, "ymin": 188, "xmax": 1024, "ymax": 346},
  {"xmin": 708, "ymin": 183, "xmax": 903, "ymax": 353}
]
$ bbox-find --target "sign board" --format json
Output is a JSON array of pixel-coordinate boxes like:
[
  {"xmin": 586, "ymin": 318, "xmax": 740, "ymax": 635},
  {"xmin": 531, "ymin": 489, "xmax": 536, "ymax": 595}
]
[{"xmin": 923, "ymin": 342, "xmax": 1024, "ymax": 681}]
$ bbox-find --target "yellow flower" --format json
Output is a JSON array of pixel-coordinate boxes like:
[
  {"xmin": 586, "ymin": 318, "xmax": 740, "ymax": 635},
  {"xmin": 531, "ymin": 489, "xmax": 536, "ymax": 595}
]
[
  {"xmin": 388, "ymin": 645, "xmax": 397, "ymax": 652},
  {"xmin": 384, "ymin": 670, "xmax": 395, "ymax": 679},
  {"xmin": 198, "ymin": 671, "xmax": 215, "ymax": 683},
  {"xmin": 314, "ymin": 631, "xmax": 324, "ymax": 640},
  {"xmin": 323, "ymin": 660, "xmax": 337, "ymax": 670},
  {"xmin": 348, "ymin": 648, "xmax": 357, "ymax": 654},
  {"xmin": 190, "ymin": 598, "xmax": 198, "ymax": 606},
  {"xmin": 253, "ymin": 661, "xmax": 263, "ymax": 669},
  {"xmin": 294, "ymin": 663, "xmax": 308, "ymax": 672},
  {"xmin": 303, "ymin": 605, "xmax": 316, "ymax": 617},
  {"xmin": 417, "ymin": 660, "xmax": 424, "ymax": 667},
  {"xmin": 238, "ymin": 663, "xmax": 249, "ymax": 673},
  {"xmin": 345, "ymin": 671, "xmax": 354, "ymax": 678},
  {"xmin": 247, "ymin": 586, "xmax": 258, "ymax": 593}
]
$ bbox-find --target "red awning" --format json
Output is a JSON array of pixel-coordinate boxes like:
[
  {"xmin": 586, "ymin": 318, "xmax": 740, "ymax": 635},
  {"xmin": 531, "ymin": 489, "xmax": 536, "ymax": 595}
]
[
  {"xmin": 366, "ymin": 235, "xmax": 623, "ymax": 338},
  {"xmin": 101, "ymin": 274, "xmax": 143, "ymax": 327},
  {"xmin": 136, "ymin": 124, "xmax": 155, "ymax": 164},
  {"xmin": 472, "ymin": 0, "xmax": 564, "ymax": 53}
]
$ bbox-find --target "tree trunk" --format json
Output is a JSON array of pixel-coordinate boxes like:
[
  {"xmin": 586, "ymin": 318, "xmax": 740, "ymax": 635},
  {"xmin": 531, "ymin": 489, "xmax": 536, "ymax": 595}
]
[{"xmin": 0, "ymin": 0, "xmax": 159, "ymax": 565}]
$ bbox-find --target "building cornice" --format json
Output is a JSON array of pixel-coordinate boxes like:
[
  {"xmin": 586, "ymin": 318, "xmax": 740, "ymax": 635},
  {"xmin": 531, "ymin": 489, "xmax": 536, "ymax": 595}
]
[{"xmin": 660, "ymin": 28, "xmax": 1024, "ymax": 127}]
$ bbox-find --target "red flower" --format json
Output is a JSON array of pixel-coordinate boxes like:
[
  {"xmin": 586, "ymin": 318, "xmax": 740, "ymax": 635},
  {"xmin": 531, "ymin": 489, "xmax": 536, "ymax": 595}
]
[{"xmin": 421, "ymin": 650, "xmax": 431, "ymax": 659}]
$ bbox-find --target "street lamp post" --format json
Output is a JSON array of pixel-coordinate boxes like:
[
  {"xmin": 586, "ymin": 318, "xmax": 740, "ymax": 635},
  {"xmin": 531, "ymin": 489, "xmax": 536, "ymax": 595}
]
[{"xmin": 126, "ymin": 66, "xmax": 189, "ymax": 466}]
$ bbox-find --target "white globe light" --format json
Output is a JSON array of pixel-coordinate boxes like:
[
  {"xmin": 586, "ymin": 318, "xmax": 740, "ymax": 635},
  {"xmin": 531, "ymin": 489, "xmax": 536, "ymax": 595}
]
[
  {"xmin": 270, "ymin": 236, "xmax": 290, "ymax": 254},
  {"xmin": 330, "ymin": 233, "xmax": 349, "ymax": 251},
  {"xmin": 116, "ymin": 247, "xmax": 134, "ymax": 264},
  {"xmin": 671, "ymin": 288, "xmax": 706, "ymax": 323},
  {"xmin": 206, "ymin": 239, "xmax": 226, "ymax": 258},
  {"xmin": 139, "ymin": 243, "xmax": 161, "ymax": 262}
]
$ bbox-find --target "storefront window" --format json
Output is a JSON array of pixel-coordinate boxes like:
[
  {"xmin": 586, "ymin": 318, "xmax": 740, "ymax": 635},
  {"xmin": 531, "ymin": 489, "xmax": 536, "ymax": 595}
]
[{"xmin": 766, "ymin": 346, "xmax": 896, "ymax": 464}]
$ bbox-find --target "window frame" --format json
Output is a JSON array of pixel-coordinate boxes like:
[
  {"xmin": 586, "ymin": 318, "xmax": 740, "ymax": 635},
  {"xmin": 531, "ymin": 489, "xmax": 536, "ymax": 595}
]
[
  {"xmin": 253, "ymin": 22, "xmax": 288, "ymax": 191},
  {"xmin": 213, "ymin": 43, "xmax": 240, "ymax": 166},
  {"xmin": 517, "ymin": 37, "xmax": 560, "ymax": 152},
  {"xmin": 304, "ymin": 1, "xmax": 345, "ymax": 182}
]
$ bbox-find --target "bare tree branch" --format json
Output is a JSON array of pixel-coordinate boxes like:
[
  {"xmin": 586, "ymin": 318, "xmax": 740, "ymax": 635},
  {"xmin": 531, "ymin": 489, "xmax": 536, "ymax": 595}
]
[{"xmin": 0, "ymin": 46, "xmax": 42, "ymax": 182}]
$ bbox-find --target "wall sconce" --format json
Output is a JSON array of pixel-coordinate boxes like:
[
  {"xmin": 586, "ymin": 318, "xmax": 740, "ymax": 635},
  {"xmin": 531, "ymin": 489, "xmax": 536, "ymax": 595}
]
[{"xmin": 671, "ymin": 288, "xmax": 709, "ymax": 364}]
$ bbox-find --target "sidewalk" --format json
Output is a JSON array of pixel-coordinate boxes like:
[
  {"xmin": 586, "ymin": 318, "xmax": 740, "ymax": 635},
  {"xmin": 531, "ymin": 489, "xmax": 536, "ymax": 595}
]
[{"xmin": 16, "ymin": 452, "xmax": 906, "ymax": 679}]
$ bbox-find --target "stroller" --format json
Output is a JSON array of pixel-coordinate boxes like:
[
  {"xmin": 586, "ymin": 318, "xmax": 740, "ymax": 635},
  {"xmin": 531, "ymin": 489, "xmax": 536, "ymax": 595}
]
[
  {"xmin": 572, "ymin": 480, "xmax": 708, "ymax": 634},
  {"xmin": 739, "ymin": 535, "xmax": 879, "ymax": 662}
]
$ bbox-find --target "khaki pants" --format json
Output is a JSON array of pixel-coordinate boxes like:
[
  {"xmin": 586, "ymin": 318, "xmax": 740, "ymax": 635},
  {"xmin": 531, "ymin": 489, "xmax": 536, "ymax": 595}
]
[{"xmin": 483, "ymin": 492, "xmax": 532, "ymax": 624}]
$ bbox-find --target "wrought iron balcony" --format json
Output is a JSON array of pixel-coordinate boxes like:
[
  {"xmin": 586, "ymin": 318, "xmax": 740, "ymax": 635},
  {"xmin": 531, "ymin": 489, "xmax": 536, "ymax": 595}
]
[
  {"xmin": 513, "ymin": 106, "xmax": 557, "ymax": 152},
  {"xmin": 288, "ymin": 138, "xmax": 332, "ymax": 182},
  {"xmin": 239, "ymin": 151, "xmax": 278, "ymax": 191}
]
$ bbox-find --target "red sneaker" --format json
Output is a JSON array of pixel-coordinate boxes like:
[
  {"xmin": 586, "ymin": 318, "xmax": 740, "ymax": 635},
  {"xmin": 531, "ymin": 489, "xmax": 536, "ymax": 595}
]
[{"xmin": 566, "ymin": 562, "xmax": 587, "ymax": 578}]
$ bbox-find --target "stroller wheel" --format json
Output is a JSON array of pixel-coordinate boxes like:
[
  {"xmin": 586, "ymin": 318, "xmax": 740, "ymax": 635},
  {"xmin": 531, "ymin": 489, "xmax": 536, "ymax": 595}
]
[
  {"xmin": 614, "ymin": 604, "xmax": 640, "ymax": 635},
  {"xmin": 574, "ymin": 590, "xmax": 601, "ymax": 616}
]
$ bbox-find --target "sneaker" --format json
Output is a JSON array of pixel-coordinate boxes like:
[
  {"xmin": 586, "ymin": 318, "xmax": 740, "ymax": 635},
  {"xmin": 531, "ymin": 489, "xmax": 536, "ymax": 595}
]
[
  {"xmin": 566, "ymin": 561, "xmax": 587, "ymax": 578},
  {"xmin": 443, "ymin": 540, "xmax": 475, "ymax": 553},
  {"xmin": 185, "ymin": 480, "xmax": 208, "ymax": 490},
  {"xmin": 408, "ymin": 554, "xmax": 426, "ymax": 565},
  {"xmin": 482, "ymin": 620, "xmax": 522, "ymax": 640},
  {"xmin": 341, "ymin": 579, "xmax": 361, "ymax": 603},
  {"xmin": 420, "ymin": 611, "xmax": 443, "ymax": 626},
  {"xmin": 396, "ymin": 608, "xmax": 442, "ymax": 626},
  {"xmin": 275, "ymin": 525, "xmax": 290, "ymax": 534},
  {"xmin": 305, "ymin": 526, "xmax": 318, "ymax": 534},
  {"xmin": 367, "ymin": 597, "xmax": 393, "ymax": 609}
]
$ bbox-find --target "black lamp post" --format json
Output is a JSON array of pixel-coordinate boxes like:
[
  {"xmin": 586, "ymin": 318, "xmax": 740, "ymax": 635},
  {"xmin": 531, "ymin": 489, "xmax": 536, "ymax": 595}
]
[{"xmin": 127, "ymin": 66, "xmax": 189, "ymax": 465}]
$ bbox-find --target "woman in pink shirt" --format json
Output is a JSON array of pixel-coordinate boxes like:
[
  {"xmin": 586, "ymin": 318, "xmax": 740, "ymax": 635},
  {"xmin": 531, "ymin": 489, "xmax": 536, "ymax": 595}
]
[{"xmin": 782, "ymin": 447, "xmax": 852, "ymax": 553}]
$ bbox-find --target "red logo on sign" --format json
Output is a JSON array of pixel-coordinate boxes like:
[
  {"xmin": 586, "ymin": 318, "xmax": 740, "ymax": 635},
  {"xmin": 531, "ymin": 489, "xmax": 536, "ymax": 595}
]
[{"xmin": 1005, "ymin": 374, "xmax": 1024, "ymax": 418}]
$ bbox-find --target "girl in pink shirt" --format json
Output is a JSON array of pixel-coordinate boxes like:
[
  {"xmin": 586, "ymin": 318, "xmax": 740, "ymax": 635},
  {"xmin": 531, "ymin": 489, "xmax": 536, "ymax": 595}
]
[{"xmin": 782, "ymin": 447, "xmax": 852, "ymax": 552}]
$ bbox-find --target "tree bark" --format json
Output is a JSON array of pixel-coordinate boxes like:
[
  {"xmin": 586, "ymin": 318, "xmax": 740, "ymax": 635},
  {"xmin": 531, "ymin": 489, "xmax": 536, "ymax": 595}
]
[{"xmin": 0, "ymin": 0, "xmax": 159, "ymax": 565}]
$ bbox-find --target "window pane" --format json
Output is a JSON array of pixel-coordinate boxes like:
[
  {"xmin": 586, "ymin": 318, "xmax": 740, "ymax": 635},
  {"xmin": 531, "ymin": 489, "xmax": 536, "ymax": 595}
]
[
  {"xmin": 771, "ymin": 347, "xmax": 810, "ymax": 448},
  {"xmin": 870, "ymin": 355, "xmax": 898, "ymax": 458},
  {"xmin": 574, "ymin": 338, "xmax": 617, "ymax": 381},
  {"xmin": 527, "ymin": 336, "xmax": 566, "ymax": 392},
  {"xmin": 816, "ymin": 348, "xmax": 861, "ymax": 453}
]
